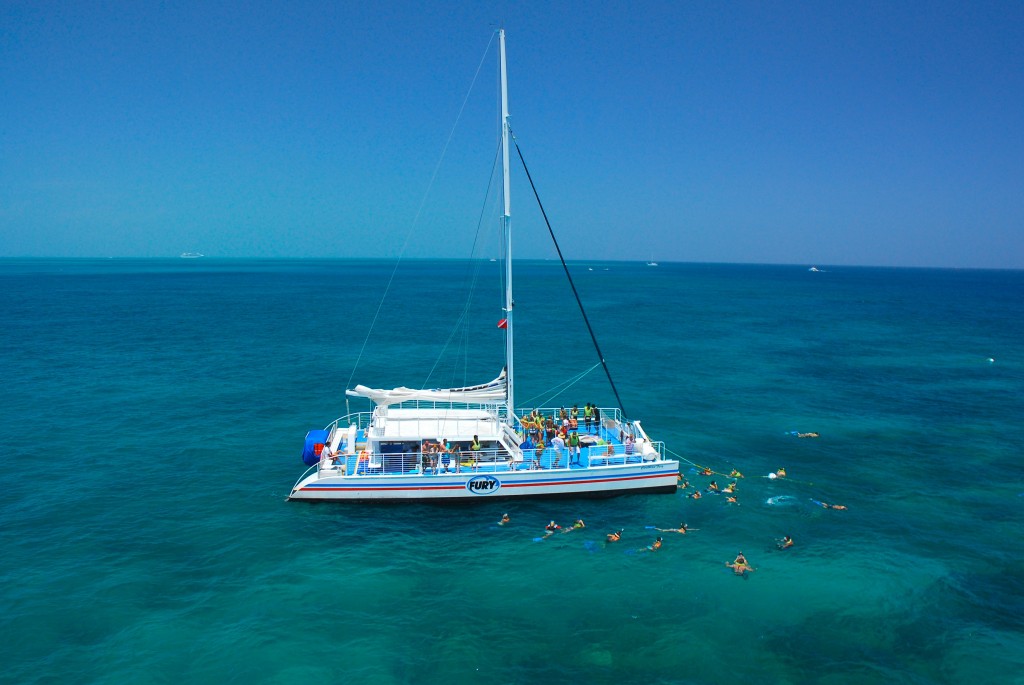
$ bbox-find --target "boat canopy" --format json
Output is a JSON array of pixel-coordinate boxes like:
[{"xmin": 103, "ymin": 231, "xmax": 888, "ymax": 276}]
[{"xmin": 346, "ymin": 369, "xmax": 507, "ymax": 407}]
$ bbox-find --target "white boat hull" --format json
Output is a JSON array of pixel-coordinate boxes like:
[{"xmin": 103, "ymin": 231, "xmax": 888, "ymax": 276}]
[{"xmin": 289, "ymin": 462, "xmax": 679, "ymax": 502}]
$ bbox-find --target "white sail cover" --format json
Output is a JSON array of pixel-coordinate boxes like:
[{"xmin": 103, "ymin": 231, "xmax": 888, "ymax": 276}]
[{"xmin": 346, "ymin": 369, "xmax": 507, "ymax": 407}]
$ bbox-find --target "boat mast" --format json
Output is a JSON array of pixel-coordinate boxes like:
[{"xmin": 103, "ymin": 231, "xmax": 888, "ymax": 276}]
[{"xmin": 499, "ymin": 29, "xmax": 514, "ymax": 414}]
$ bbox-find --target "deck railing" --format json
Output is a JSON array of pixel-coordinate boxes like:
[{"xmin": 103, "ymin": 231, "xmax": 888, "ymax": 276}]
[
  {"xmin": 314, "ymin": 438, "xmax": 667, "ymax": 478},
  {"xmin": 307, "ymin": 405, "xmax": 666, "ymax": 480}
]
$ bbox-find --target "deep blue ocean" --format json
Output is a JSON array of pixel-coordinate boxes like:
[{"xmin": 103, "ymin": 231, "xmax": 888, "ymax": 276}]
[{"xmin": 2, "ymin": 258, "xmax": 1023, "ymax": 684}]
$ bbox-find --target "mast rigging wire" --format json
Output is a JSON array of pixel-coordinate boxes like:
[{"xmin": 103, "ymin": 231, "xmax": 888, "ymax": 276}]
[{"xmin": 510, "ymin": 132, "xmax": 630, "ymax": 419}]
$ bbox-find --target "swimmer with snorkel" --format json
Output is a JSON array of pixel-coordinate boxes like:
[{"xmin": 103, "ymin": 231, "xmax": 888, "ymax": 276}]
[
  {"xmin": 542, "ymin": 520, "xmax": 561, "ymax": 538},
  {"xmin": 726, "ymin": 551, "xmax": 755, "ymax": 575},
  {"xmin": 562, "ymin": 519, "xmax": 585, "ymax": 533}
]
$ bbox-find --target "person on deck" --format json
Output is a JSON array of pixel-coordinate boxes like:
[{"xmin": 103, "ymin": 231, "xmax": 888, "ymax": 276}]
[
  {"xmin": 470, "ymin": 435, "xmax": 482, "ymax": 468},
  {"xmin": 451, "ymin": 443, "xmax": 462, "ymax": 473},
  {"xmin": 551, "ymin": 432, "xmax": 565, "ymax": 463},
  {"xmin": 583, "ymin": 403, "xmax": 594, "ymax": 433},
  {"xmin": 568, "ymin": 431, "xmax": 582, "ymax": 465}
]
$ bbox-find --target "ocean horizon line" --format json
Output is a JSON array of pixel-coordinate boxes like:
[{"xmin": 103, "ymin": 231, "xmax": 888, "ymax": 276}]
[{"xmin": 0, "ymin": 256, "xmax": 1020, "ymax": 273}]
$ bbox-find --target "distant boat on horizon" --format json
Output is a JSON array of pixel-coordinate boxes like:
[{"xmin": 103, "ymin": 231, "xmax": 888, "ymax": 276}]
[
  {"xmin": 180, "ymin": 252, "xmax": 204, "ymax": 258},
  {"xmin": 808, "ymin": 266, "xmax": 821, "ymax": 272}
]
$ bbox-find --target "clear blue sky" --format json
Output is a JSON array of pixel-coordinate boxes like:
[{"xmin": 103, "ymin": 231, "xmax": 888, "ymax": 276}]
[{"xmin": 2, "ymin": 1, "xmax": 1022, "ymax": 267}]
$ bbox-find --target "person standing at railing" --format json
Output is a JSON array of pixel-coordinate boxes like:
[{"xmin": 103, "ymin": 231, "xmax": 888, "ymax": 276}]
[
  {"xmin": 551, "ymin": 432, "xmax": 565, "ymax": 467},
  {"xmin": 451, "ymin": 443, "xmax": 463, "ymax": 473},
  {"xmin": 583, "ymin": 403, "xmax": 594, "ymax": 433},
  {"xmin": 420, "ymin": 440, "xmax": 431, "ymax": 474},
  {"xmin": 568, "ymin": 431, "xmax": 582, "ymax": 465},
  {"xmin": 471, "ymin": 435, "xmax": 482, "ymax": 468}
]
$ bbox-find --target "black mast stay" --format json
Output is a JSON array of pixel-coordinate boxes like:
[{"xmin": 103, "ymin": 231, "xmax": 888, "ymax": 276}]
[{"xmin": 511, "ymin": 132, "xmax": 630, "ymax": 420}]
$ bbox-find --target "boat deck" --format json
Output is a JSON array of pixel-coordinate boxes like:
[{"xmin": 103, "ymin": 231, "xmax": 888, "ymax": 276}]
[{"xmin": 318, "ymin": 419, "xmax": 655, "ymax": 478}]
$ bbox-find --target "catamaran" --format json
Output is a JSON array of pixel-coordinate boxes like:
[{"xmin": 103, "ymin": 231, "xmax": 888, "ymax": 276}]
[{"xmin": 289, "ymin": 30, "xmax": 679, "ymax": 502}]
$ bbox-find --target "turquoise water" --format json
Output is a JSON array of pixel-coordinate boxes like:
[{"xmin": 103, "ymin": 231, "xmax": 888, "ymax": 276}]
[{"xmin": 2, "ymin": 258, "xmax": 1023, "ymax": 684}]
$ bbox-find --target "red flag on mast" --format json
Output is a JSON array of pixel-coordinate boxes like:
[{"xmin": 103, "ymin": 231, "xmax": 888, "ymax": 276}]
[{"xmin": 497, "ymin": 318, "xmax": 508, "ymax": 329}]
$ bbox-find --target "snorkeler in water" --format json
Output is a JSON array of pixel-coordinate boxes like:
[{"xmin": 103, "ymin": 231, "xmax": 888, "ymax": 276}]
[
  {"xmin": 656, "ymin": 523, "xmax": 695, "ymax": 534},
  {"xmin": 542, "ymin": 520, "xmax": 562, "ymax": 538},
  {"xmin": 606, "ymin": 530, "xmax": 622, "ymax": 542},
  {"xmin": 648, "ymin": 537, "xmax": 663, "ymax": 551},
  {"xmin": 498, "ymin": 513, "xmax": 510, "ymax": 526},
  {"xmin": 729, "ymin": 469, "xmax": 744, "ymax": 479},
  {"xmin": 777, "ymin": 535, "xmax": 794, "ymax": 549},
  {"xmin": 563, "ymin": 519, "xmax": 585, "ymax": 533},
  {"xmin": 726, "ymin": 552, "xmax": 754, "ymax": 575}
]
